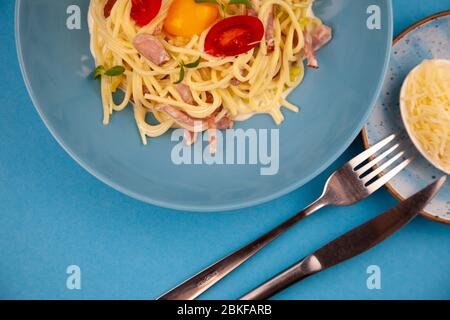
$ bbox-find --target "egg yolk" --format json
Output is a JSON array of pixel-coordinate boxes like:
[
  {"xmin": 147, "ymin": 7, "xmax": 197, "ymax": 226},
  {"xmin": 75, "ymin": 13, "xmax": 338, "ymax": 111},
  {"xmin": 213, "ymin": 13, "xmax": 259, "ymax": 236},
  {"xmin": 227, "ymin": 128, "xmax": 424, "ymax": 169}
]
[{"xmin": 164, "ymin": 0, "xmax": 219, "ymax": 37}]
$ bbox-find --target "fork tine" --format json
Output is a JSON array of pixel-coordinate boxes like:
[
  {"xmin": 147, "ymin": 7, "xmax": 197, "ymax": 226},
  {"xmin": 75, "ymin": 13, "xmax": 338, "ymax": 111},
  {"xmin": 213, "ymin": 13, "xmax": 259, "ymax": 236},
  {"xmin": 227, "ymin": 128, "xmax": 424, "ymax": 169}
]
[
  {"xmin": 361, "ymin": 150, "xmax": 405, "ymax": 184},
  {"xmin": 366, "ymin": 157, "xmax": 414, "ymax": 193},
  {"xmin": 348, "ymin": 134, "xmax": 397, "ymax": 168},
  {"xmin": 355, "ymin": 143, "xmax": 401, "ymax": 176}
]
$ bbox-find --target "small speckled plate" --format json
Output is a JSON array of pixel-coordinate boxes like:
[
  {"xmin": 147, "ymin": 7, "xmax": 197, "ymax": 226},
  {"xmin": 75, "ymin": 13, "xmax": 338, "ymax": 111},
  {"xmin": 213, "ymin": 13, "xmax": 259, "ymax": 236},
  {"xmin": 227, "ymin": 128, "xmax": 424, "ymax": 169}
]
[{"xmin": 362, "ymin": 11, "xmax": 450, "ymax": 225}]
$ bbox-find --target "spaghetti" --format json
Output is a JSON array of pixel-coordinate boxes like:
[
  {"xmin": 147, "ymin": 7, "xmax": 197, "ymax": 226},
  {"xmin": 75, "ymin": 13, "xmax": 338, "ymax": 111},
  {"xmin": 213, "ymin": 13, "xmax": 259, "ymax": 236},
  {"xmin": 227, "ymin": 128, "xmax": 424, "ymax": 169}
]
[{"xmin": 88, "ymin": 0, "xmax": 332, "ymax": 146}]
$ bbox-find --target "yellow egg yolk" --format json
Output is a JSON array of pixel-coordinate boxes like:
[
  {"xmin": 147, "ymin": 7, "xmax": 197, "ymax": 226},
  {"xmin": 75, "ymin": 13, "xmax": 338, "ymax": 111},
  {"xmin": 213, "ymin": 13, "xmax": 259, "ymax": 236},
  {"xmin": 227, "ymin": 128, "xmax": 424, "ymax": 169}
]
[{"xmin": 164, "ymin": 0, "xmax": 219, "ymax": 37}]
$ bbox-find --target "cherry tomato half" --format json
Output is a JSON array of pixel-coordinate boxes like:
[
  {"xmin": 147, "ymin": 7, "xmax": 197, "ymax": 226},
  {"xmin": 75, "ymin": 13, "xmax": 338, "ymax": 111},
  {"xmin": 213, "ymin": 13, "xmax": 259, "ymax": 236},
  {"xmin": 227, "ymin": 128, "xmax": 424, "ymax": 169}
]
[
  {"xmin": 130, "ymin": 0, "xmax": 162, "ymax": 27},
  {"xmin": 204, "ymin": 16, "xmax": 265, "ymax": 57}
]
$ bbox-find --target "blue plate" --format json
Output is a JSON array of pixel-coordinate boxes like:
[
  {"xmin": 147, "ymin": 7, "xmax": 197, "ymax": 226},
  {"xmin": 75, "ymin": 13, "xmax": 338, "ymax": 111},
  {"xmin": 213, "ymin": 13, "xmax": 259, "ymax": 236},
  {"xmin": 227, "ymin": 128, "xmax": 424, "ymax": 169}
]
[
  {"xmin": 363, "ymin": 11, "xmax": 450, "ymax": 225},
  {"xmin": 15, "ymin": 0, "xmax": 392, "ymax": 211}
]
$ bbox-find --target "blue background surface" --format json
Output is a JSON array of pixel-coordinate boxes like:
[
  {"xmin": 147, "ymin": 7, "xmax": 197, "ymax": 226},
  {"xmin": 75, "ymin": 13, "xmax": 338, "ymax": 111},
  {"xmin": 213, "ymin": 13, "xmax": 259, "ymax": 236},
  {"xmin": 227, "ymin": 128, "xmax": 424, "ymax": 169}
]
[{"xmin": 0, "ymin": 0, "xmax": 449, "ymax": 300}]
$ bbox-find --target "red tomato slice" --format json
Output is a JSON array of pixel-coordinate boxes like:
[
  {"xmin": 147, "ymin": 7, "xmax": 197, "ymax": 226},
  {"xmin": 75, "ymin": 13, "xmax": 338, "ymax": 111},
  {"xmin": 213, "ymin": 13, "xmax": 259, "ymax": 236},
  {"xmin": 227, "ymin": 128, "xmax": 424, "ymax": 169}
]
[
  {"xmin": 130, "ymin": 0, "xmax": 162, "ymax": 27},
  {"xmin": 104, "ymin": 0, "xmax": 117, "ymax": 18},
  {"xmin": 205, "ymin": 16, "xmax": 265, "ymax": 57}
]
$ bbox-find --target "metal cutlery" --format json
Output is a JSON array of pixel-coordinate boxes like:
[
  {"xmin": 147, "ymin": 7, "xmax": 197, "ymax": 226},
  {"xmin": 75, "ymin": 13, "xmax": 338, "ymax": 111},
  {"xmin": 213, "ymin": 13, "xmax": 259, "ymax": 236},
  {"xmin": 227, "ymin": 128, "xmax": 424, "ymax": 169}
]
[
  {"xmin": 240, "ymin": 176, "xmax": 446, "ymax": 300},
  {"xmin": 158, "ymin": 133, "xmax": 412, "ymax": 300}
]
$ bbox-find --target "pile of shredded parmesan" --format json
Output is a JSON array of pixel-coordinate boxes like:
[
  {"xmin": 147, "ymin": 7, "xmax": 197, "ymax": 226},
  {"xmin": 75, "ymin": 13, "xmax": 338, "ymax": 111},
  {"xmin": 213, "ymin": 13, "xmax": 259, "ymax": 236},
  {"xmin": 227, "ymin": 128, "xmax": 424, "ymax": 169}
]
[{"xmin": 402, "ymin": 59, "xmax": 450, "ymax": 173}]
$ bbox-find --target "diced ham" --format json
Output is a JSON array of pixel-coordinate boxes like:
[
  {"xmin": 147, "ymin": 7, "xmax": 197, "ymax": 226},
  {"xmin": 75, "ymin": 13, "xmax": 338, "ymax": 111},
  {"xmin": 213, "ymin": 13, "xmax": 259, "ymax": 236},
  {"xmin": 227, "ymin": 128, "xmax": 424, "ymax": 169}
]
[
  {"xmin": 303, "ymin": 24, "xmax": 333, "ymax": 69},
  {"xmin": 156, "ymin": 104, "xmax": 233, "ymax": 152},
  {"xmin": 133, "ymin": 34, "xmax": 170, "ymax": 66},
  {"xmin": 184, "ymin": 130, "xmax": 197, "ymax": 146},
  {"xmin": 265, "ymin": 6, "xmax": 275, "ymax": 53},
  {"xmin": 303, "ymin": 30, "xmax": 318, "ymax": 69},
  {"xmin": 206, "ymin": 92, "xmax": 214, "ymax": 104},
  {"xmin": 155, "ymin": 104, "xmax": 207, "ymax": 129},
  {"xmin": 230, "ymin": 78, "xmax": 241, "ymax": 86},
  {"xmin": 247, "ymin": 0, "xmax": 260, "ymax": 16},
  {"xmin": 207, "ymin": 117, "xmax": 217, "ymax": 154},
  {"xmin": 152, "ymin": 24, "xmax": 163, "ymax": 36},
  {"xmin": 247, "ymin": 7, "xmax": 258, "ymax": 17},
  {"xmin": 215, "ymin": 116, "xmax": 234, "ymax": 130},
  {"xmin": 175, "ymin": 83, "xmax": 194, "ymax": 104},
  {"xmin": 312, "ymin": 24, "xmax": 332, "ymax": 51},
  {"xmin": 104, "ymin": 0, "xmax": 117, "ymax": 18},
  {"xmin": 207, "ymin": 115, "xmax": 233, "ymax": 153}
]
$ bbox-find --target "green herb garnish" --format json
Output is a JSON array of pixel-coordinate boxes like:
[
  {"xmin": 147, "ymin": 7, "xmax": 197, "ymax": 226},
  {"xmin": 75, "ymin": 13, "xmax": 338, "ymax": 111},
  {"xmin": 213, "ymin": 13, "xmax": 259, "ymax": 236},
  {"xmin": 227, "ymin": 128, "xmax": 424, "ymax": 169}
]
[
  {"xmin": 185, "ymin": 57, "xmax": 201, "ymax": 69},
  {"xmin": 93, "ymin": 65, "xmax": 125, "ymax": 79},
  {"xmin": 93, "ymin": 65, "xmax": 106, "ymax": 79},
  {"xmin": 174, "ymin": 64, "xmax": 185, "ymax": 84},
  {"xmin": 174, "ymin": 58, "xmax": 201, "ymax": 84},
  {"xmin": 104, "ymin": 66, "xmax": 126, "ymax": 77}
]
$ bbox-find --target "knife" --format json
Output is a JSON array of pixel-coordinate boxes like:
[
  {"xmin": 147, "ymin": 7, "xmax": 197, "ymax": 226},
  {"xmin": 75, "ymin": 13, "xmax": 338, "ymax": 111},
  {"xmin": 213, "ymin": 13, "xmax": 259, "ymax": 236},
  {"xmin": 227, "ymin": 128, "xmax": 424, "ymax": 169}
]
[{"xmin": 240, "ymin": 176, "xmax": 446, "ymax": 300}]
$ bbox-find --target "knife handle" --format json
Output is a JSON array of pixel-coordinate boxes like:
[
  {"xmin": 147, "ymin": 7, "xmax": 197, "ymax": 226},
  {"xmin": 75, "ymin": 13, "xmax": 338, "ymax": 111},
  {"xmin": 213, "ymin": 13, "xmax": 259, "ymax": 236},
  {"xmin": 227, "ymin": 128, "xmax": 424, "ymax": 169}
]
[
  {"xmin": 158, "ymin": 199, "xmax": 326, "ymax": 300},
  {"xmin": 240, "ymin": 255, "xmax": 322, "ymax": 300}
]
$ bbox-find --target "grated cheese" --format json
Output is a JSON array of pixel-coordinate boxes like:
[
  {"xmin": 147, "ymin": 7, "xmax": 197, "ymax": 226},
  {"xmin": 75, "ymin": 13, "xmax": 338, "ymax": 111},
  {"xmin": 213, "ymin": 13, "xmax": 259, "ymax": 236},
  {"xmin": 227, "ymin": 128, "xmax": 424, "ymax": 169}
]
[{"xmin": 401, "ymin": 59, "xmax": 450, "ymax": 173}]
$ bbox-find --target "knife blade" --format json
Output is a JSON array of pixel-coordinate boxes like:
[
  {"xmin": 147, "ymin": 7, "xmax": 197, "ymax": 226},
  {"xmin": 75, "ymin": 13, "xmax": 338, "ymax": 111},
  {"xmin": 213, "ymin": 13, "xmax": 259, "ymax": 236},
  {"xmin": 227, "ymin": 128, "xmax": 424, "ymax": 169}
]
[{"xmin": 240, "ymin": 176, "xmax": 446, "ymax": 300}]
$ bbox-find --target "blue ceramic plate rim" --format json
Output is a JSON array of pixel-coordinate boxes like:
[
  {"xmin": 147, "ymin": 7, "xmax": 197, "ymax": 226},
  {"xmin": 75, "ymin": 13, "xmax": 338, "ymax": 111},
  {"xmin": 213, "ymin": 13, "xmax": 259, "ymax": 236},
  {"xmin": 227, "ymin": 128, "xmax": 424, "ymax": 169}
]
[
  {"xmin": 362, "ymin": 9, "xmax": 450, "ymax": 225},
  {"xmin": 15, "ymin": 0, "xmax": 393, "ymax": 212}
]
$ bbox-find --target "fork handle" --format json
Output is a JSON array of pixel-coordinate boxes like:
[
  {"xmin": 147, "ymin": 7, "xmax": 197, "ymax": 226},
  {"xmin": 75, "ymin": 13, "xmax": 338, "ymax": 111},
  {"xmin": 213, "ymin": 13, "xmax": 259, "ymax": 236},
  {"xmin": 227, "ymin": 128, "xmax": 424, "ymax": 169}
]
[{"xmin": 157, "ymin": 198, "xmax": 327, "ymax": 300}]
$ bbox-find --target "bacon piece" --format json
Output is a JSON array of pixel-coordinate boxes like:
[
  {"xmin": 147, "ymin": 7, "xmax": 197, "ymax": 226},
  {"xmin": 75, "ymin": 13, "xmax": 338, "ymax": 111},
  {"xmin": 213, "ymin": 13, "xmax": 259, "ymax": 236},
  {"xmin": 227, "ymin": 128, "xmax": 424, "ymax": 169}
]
[
  {"xmin": 184, "ymin": 130, "xmax": 198, "ymax": 146},
  {"xmin": 133, "ymin": 34, "xmax": 170, "ymax": 66},
  {"xmin": 175, "ymin": 83, "xmax": 194, "ymax": 104},
  {"xmin": 246, "ymin": 0, "xmax": 260, "ymax": 16},
  {"xmin": 247, "ymin": 7, "xmax": 258, "ymax": 17},
  {"xmin": 303, "ymin": 30, "xmax": 318, "ymax": 69},
  {"xmin": 156, "ymin": 104, "xmax": 232, "ymax": 153},
  {"xmin": 104, "ymin": 0, "xmax": 117, "ymax": 18},
  {"xmin": 155, "ymin": 104, "xmax": 206, "ymax": 129},
  {"xmin": 206, "ymin": 92, "xmax": 214, "ymax": 104},
  {"xmin": 265, "ymin": 6, "xmax": 275, "ymax": 53},
  {"xmin": 152, "ymin": 24, "xmax": 163, "ymax": 36},
  {"xmin": 312, "ymin": 24, "xmax": 332, "ymax": 51},
  {"xmin": 303, "ymin": 24, "xmax": 332, "ymax": 69},
  {"xmin": 207, "ymin": 117, "xmax": 217, "ymax": 154},
  {"xmin": 215, "ymin": 116, "xmax": 234, "ymax": 129},
  {"xmin": 230, "ymin": 78, "xmax": 241, "ymax": 86}
]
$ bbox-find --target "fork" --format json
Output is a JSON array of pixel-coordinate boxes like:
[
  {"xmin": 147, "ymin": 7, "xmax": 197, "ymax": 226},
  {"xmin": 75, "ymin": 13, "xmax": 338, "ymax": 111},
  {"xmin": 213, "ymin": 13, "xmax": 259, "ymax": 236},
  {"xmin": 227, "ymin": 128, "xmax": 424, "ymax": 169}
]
[{"xmin": 158, "ymin": 133, "xmax": 412, "ymax": 300}]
